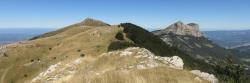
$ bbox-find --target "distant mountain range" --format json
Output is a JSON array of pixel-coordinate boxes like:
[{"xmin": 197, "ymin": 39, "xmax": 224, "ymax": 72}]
[
  {"xmin": 204, "ymin": 30, "xmax": 250, "ymax": 54},
  {"xmin": 204, "ymin": 30, "xmax": 250, "ymax": 48}
]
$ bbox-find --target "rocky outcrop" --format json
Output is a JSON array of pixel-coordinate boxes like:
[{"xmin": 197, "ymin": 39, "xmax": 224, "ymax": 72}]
[
  {"xmin": 29, "ymin": 47, "xmax": 216, "ymax": 83},
  {"xmin": 30, "ymin": 58, "xmax": 83, "ymax": 83},
  {"xmin": 159, "ymin": 21, "xmax": 203, "ymax": 37},
  {"xmin": 102, "ymin": 47, "xmax": 184, "ymax": 69},
  {"xmin": 191, "ymin": 70, "xmax": 218, "ymax": 83}
]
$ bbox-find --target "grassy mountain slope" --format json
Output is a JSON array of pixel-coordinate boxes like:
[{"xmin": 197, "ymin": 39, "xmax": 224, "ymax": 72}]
[
  {"xmin": 0, "ymin": 25, "xmax": 121, "ymax": 83},
  {"xmin": 0, "ymin": 19, "xmax": 212, "ymax": 83}
]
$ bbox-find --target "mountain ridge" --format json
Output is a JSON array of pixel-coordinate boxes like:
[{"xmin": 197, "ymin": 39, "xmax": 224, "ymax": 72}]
[
  {"xmin": 1, "ymin": 18, "xmax": 248, "ymax": 83},
  {"xmin": 0, "ymin": 18, "xmax": 217, "ymax": 83}
]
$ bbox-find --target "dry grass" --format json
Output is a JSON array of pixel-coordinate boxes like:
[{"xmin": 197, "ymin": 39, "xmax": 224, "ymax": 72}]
[
  {"xmin": 0, "ymin": 25, "xmax": 122, "ymax": 83},
  {"xmin": 0, "ymin": 24, "xmax": 209, "ymax": 83},
  {"xmin": 65, "ymin": 51, "xmax": 210, "ymax": 83},
  {"xmin": 86, "ymin": 67, "xmax": 209, "ymax": 83}
]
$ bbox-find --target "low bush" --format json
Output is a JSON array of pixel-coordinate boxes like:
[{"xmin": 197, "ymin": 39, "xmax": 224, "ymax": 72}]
[
  {"xmin": 53, "ymin": 57, "xmax": 56, "ymax": 60},
  {"xmin": 108, "ymin": 41, "xmax": 135, "ymax": 51},
  {"xmin": 3, "ymin": 53, "xmax": 8, "ymax": 57},
  {"xmin": 30, "ymin": 59, "xmax": 34, "ymax": 62},
  {"xmin": 115, "ymin": 32, "xmax": 124, "ymax": 40},
  {"xmin": 77, "ymin": 49, "xmax": 81, "ymax": 52},
  {"xmin": 24, "ymin": 74, "xmax": 28, "ymax": 77},
  {"xmin": 80, "ymin": 54, "xmax": 85, "ymax": 57}
]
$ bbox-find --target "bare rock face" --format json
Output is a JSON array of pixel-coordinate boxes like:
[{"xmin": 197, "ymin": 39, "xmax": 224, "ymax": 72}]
[
  {"xmin": 80, "ymin": 18, "xmax": 110, "ymax": 26},
  {"xmin": 102, "ymin": 47, "xmax": 184, "ymax": 70},
  {"xmin": 191, "ymin": 70, "xmax": 218, "ymax": 83},
  {"xmin": 164, "ymin": 21, "xmax": 203, "ymax": 37}
]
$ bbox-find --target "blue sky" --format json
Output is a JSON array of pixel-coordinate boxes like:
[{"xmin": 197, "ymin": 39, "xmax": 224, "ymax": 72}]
[{"xmin": 0, "ymin": 0, "xmax": 250, "ymax": 31}]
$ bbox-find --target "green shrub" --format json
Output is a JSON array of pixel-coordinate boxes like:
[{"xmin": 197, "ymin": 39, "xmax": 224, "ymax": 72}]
[
  {"xmin": 3, "ymin": 53, "xmax": 8, "ymax": 57},
  {"xmin": 108, "ymin": 41, "xmax": 135, "ymax": 51},
  {"xmin": 53, "ymin": 57, "xmax": 56, "ymax": 60},
  {"xmin": 30, "ymin": 59, "xmax": 34, "ymax": 62},
  {"xmin": 37, "ymin": 58, "xmax": 40, "ymax": 61},
  {"xmin": 77, "ymin": 49, "xmax": 81, "ymax": 52},
  {"xmin": 96, "ymin": 45, "xmax": 101, "ymax": 48},
  {"xmin": 24, "ymin": 74, "xmax": 28, "ymax": 77},
  {"xmin": 80, "ymin": 54, "xmax": 85, "ymax": 57},
  {"xmin": 215, "ymin": 56, "xmax": 247, "ymax": 83},
  {"xmin": 115, "ymin": 32, "xmax": 124, "ymax": 40}
]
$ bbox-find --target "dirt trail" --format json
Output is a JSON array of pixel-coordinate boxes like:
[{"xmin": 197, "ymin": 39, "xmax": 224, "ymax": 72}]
[{"xmin": 1, "ymin": 65, "xmax": 12, "ymax": 83}]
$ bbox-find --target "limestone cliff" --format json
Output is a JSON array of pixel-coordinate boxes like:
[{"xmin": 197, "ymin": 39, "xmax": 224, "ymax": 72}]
[
  {"xmin": 153, "ymin": 21, "xmax": 241, "ymax": 76},
  {"xmin": 160, "ymin": 21, "xmax": 203, "ymax": 37}
]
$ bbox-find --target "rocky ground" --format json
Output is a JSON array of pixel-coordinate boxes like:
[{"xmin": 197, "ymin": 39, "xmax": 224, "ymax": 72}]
[{"xmin": 27, "ymin": 47, "xmax": 216, "ymax": 83}]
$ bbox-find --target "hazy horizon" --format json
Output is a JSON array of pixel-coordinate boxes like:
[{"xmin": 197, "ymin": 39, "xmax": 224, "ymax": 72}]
[
  {"xmin": 0, "ymin": 27, "xmax": 250, "ymax": 32},
  {"xmin": 0, "ymin": 0, "xmax": 250, "ymax": 31}
]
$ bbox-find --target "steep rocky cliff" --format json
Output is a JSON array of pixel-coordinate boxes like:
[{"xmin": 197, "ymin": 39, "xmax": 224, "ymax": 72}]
[
  {"xmin": 153, "ymin": 22, "xmax": 239, "ymax": 64},
  {"xmin": 157, "ymin": 21, "xmax": 203, "ymax": 37}
]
